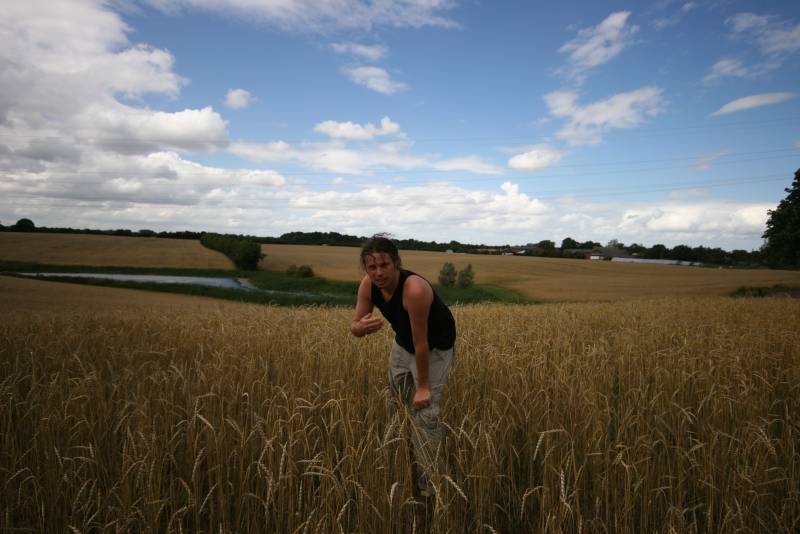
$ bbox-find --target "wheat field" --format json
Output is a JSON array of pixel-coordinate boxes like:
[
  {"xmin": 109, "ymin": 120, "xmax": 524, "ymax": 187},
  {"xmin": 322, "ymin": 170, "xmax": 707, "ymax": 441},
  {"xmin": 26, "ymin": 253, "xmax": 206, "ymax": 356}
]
[
  {"xmin": 0, "ymin": 232, "xmax": 233, "ymax": 269},
  {"xmin": 1, "ymin": 276, "xmax": 798, "ymax": 533},
  {"xmin": 261, "ymin": 244, "xmax": 800, "ymax": 301}
]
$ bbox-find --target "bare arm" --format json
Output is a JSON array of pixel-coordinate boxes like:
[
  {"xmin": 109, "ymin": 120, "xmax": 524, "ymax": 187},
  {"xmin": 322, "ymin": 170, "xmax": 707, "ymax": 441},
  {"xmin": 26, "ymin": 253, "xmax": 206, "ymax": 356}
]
[
  {"xmin": 404, "ymin": 275, "xmax": 434, "ymax": 409},
  {"xmin": 350, "ymin": 275, "xmax": 383, "ymax": 337}
]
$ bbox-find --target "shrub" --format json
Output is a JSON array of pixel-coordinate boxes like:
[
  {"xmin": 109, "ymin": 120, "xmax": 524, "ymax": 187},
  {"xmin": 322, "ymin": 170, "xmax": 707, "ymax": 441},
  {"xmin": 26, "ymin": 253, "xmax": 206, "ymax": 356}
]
[
  {"xmin": 457, "ymin": 264, "xmax": 475, "ymax": 288},
  {"xmin": 200, "ymin": 233, "xmax": 264, "ymax": 270},
  {"xmin": 296, "ymin": 265, "xmax": 314, "ymax": 278},
  {"xmin": 287, "ymin": 264, "xmax": 314, "ymax": 278},
  {"xmin": 438, "ymin": 262, "xmax": 456, "ymax": 287}
]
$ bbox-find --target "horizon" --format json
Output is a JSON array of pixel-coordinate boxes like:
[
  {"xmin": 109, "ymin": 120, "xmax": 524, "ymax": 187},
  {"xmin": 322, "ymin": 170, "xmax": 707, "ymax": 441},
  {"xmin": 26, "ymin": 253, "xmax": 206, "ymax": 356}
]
[{"xmin": 1, "ymin": 1, "xmax": 799, "ymax": 250}]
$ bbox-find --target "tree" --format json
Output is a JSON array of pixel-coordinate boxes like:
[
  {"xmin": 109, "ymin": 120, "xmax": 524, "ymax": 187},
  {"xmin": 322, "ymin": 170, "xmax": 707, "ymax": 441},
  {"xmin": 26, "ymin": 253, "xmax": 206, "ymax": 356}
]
[
  {"xmin": 560, "ymin": 237, "xmax": 578, "ymax": 250},
  {"xmin": 762, "ymin": 168, "xmax": 800, "ymax": 267},
  {"xmin": 12, "ymin": 218, "xmax": 35, "ymax": 232},
  {"xmin": 438, "ymin": 262, "xmax": 456, "ymax": 287},
  {"xmin": 456, "ymin": 264, "xmax": 474, "ymax": 288}
]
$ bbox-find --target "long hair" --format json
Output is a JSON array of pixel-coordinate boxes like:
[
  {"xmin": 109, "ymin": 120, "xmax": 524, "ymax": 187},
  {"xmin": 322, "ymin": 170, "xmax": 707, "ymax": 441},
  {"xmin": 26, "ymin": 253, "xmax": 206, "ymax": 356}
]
[{"xmin": 360, "ymin": 236, "xmax": 401, "ymax": 269}]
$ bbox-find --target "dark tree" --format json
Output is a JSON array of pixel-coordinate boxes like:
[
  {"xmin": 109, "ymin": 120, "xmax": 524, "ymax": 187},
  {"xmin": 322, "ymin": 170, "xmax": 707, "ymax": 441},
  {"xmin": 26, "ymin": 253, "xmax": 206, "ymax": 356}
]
[
  {"xmin": 560, "ymin": 237, "xmax": 578, "ymax": 250},
  {"xmin": 647, "ymin": 244, "xmax": 668, "ymax": 259},
  {"xmin": 12, "ymin": 218, "xmax": 35, "ymax": 232},
  {"xmin": 456, "ymin": 264, "xmax": 475, "ymax": 288},
  {"xmin": 762, "ymin": 168, "xmax": 800, "ymax": 267},
  {"xmin": 438, "ymin": 262, "xmax": 456, "ymax": 287}
]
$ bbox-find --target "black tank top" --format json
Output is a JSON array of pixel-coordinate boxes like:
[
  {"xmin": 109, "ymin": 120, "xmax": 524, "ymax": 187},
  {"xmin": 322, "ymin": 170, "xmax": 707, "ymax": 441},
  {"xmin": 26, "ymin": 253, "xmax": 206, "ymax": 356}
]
[{"xmin": 371, "ymin": 269, "xmax": 456, "ymax": 354}]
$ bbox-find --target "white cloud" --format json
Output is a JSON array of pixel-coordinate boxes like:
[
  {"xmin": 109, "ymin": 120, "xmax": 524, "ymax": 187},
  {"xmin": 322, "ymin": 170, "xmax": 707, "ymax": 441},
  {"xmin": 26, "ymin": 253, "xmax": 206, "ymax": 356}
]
[
  {"xmin": 668, "ymin": 188, "xmax": 711, "ymax": 200},
  {"xmin": 545, "ymin": 86, "xmax": 666, "ymax": 145},
  {"xmin": 330, "ymin": 42, "xmax": 387, "ymax": 61},
  {"xmin": 707, "ymin": 12, "xmax": 800, "ymax": 82},
  {"xmin": 559, "ymin": 11, "xmax": 639, "ymax": 81},
  {"xmin": 433, "ymin": 156, "xmax": 502, "ymax": 174},
  {"xmin": 76, "ymin": 104, "xmax": 229, "ymax": 154},
  {"xmin": 144, "ymin": 0, "xmax": 461, "ymax": 32},
  {"xmin": 703, "ymin": 58, "xmax": 751, "ymax": 83},
  {"xmin": 796, "ymin": 140, "xmax": 800, "ymax": 149},
  {"xmin": 286, "ymin": 181, "xmax": 549, "ymax": 236},
  {"xmin": 694, "ymin": 149, "xmax": 730, "ymax": 171},
  {"xmin": 1, "ymin": 150, "xmax": 286, "ymax": 208},
  {"xmin": 0, "ymin": 1, "xmax": 228, "ymax": 158},
  {"xmin": 225, "ymin": 88, "xmax": 254, "ymax": 109},
  {"xmin": 653, "ymin": 2, "xmax": 696, "ymax": 30},
  {"xmin": 230, "ymin": 139, "xmax": 429, "ymax": 175},
  {"xmin": 711, "ymin": 92, "xmax": 797, "ymax": 116},
  {"xmin": 342, "ymin": 65, "xmax": 408, "ymax": 94},
  {"xmin": 314, "ymin": 116, "xmax": 401, "ymax": 140},
  {"xmin": 508, "ymin": 144, "xmax": 562, "ymax": 171},
  {"xmin": 728, "ymin": 13, "xmax": 771, "ymax": 34},
  {"xmin": 618, "ymin": 202, "xmax": 769, "ymax": 237}
]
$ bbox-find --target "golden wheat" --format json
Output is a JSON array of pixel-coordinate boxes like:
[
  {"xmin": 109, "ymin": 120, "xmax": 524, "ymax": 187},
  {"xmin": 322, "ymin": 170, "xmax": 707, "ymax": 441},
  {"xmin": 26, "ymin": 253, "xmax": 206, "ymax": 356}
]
[
  {"xmin": 261, "ymin": 243, "xmax": 800, "ymax": 301},
  {"xmin": 0, "ymin": 232, "xmax": 232, "ymax": 269},
  {"xmin": 1, "ymin": 282, "xmax": 798, "ymax": 532}
]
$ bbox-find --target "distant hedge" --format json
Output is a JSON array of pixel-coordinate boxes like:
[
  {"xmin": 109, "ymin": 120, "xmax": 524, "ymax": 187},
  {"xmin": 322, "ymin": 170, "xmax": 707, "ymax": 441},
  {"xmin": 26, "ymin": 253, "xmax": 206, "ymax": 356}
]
[{"xmin": 200, "ymin": 233, "xmax": 264, "ymax": 270}]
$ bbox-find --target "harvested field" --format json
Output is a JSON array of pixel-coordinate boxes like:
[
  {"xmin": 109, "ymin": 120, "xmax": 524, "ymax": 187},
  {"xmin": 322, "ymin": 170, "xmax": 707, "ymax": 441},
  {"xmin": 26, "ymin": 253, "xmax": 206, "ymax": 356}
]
[
  {"xmin": 0, "ymin": 275, "xmax": 252, "ymax": 314},
  {"xmin": 262, "ymin": 243, "xmax": 800, "ymax": 301},
  {"xmin": 1, "ymin": 287, "xmax": 798, "ymax": 533},
  {"xmin": 0, "ymin": 232, "xmax": 232, "ymax": 269}
]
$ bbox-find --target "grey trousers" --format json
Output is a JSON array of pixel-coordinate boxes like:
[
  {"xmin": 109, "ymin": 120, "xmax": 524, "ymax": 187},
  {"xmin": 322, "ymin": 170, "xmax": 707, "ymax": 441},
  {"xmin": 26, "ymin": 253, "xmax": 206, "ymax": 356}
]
[{"xmin": 386, "ymin": 340, "xmax": 455, "ymax": 498}]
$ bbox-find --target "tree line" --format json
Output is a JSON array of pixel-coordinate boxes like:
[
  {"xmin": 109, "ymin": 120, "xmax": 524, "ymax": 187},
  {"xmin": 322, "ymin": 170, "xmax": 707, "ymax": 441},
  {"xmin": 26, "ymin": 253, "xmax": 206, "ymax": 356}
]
[
  {"xmin": 199, "ymin": 233, "xmax": 264, "ymax": 270},
  {"xmin": 3, "ymin": 167, "xmax": 798, "ymax": 269}
]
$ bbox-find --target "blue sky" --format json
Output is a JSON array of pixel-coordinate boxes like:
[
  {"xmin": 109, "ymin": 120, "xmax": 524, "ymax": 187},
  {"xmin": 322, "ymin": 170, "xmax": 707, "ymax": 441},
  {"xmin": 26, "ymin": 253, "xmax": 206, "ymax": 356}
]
[{"xmin": 1, "ymin": 1, "xmax": 799, "ymax": 250}]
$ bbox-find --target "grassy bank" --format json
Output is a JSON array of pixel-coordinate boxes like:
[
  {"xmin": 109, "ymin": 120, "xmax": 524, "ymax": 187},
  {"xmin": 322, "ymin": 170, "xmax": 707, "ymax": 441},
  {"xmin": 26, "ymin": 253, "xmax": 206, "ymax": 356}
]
[{"xmin": 1, "ymin": 260, "xmax": 529, "ymax": 307}]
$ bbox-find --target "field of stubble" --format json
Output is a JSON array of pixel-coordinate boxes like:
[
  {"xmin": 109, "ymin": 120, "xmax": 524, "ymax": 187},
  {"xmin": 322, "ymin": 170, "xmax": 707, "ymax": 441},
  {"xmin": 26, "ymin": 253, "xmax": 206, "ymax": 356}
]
[{"xmin": 1, "ymin": 283, "xmax": 799, "ymax": 533}]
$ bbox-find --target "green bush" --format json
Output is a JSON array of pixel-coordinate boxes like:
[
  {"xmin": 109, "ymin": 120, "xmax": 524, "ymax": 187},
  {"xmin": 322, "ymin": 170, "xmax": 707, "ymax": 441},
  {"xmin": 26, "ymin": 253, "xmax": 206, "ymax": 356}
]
[
  {"xmin": 457, "ymin": 264, "xmax": 475, "ymax": 288},
  {"xmin": 287, "ymin": 264, "xmax": 314, "ymax": 278},
  {"xmin": 438, "ymin": 262, "xmax": 456, "ymax": 287},
  {"xmin": 200, "ymin": 233, "xmax": 264, "ymax": 270}
]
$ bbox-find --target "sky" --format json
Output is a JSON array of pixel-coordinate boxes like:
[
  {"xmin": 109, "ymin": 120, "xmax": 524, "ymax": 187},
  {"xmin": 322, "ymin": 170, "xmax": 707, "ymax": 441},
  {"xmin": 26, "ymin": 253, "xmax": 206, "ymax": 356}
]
[{"xmin": 1, "ymin": 1, "xmax": 799, "ymax": 250}]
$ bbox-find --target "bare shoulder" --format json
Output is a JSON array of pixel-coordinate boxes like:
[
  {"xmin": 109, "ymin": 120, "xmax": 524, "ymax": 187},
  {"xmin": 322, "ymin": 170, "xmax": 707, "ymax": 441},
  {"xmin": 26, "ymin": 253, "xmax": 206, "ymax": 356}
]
[
  {"xmin": 404, "ymin": 274, "xmax": 433, "ymax": 302},
  {"xmin": 357, "ymin": 274, "xmax": 373, "ymax": 295}
]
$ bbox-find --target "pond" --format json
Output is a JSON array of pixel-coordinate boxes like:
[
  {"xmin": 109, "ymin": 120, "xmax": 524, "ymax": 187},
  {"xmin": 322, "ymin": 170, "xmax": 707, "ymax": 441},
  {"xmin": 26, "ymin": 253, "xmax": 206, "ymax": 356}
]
[
  {"xmin": 16, "ymin": 272, "xmax": 341, "ymax": 299},
  {"xmin": 19, "ymin": 272, "xmax": 252, "ymax": 290}
]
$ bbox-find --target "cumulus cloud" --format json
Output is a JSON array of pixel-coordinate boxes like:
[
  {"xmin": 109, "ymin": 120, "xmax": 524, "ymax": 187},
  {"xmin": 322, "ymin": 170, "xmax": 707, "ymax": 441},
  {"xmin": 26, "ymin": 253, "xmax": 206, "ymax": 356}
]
[
  {"xmin": 342, "ymin": 65, "xmax": 408, "ymax": 94},
  {"xmin": 0, "ymin": 1, "xmax": 229, "ymax": 157},
  {"xmin": 618, "ymin": 202, "xmax": 770, "ymax": 238},
  {"xmin": 1, "ymin": 150, "xmax": 286, "ymax": 208},
  {"xmin": 559, "ymin": 11, "xmax": 639, "ymax": 81},
  {"xmin": 544, "ymin": 87, "xmax": 666, "ymax": 145},
  {"xmin": 508, "ymin": 144, "xmax": 562, "ymax": 171},
  {"xmin": 225, "ymin": 88, "xmax": 255, "ymax": 109},
  {"xmin": 314, "ymin": 116, "xmax": 401, "ymax": 140},
  {"xmin": 143, "ymin": 0, "xmax": 461, "ymax": 32},
  {"xmin": 711, "ymin": 92, "xmax": 797, "ymax": 116},
  {"xmin": 286, "ymin": 180, "xmax": 548, "ymax": 236},
  {"xmin": 0, "ymin": 0, "xmax": 298, "ymax": 231},
  {"xmin": 330, "ymin": 42, "xmax": 387, "ymax": 61}
]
